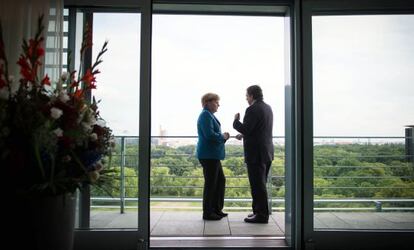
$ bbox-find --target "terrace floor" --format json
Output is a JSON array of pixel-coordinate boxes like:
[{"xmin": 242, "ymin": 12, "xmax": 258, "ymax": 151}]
[{"xmin": 90, "ymin": 211, "xmax": 414, "ymax": 234}]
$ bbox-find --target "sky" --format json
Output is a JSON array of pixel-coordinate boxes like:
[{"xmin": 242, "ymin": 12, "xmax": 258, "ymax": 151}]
[
  {"xmin": 312, "ymin": 15, "xmax": 414, "ymax": 137},
  {"xmin": 92, "ymin": 13, "xmax": 414, "ymax": 138}
]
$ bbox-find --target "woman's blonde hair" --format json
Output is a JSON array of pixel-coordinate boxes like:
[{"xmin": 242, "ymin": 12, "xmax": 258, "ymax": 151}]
[{"xmin": 201, "ymin": 93, "xmax": 219, "ymax": 107}]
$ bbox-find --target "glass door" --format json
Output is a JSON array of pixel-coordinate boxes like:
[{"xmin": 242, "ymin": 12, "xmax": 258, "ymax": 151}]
[
  {"xmin": 301, "ymin": 1, "xmax": 414, "ymax": 249},
  {"xmin": 69, "ymin": 1, "xmax": 152, "ymax": 248},
  {"xmin": 149, "ymin": 2, "xmax": 294, "ymax": 248},
  {"xmin": 69, "ymin": 1, "xmax": 295, "ymax": 249}
]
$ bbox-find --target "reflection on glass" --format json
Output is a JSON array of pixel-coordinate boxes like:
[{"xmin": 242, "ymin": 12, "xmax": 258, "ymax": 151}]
[
  {"xmin": 89, "ymin": 13, "xmax": 141, "ymax": 229},
  {"xmin": 312, "ymin": 15, "xmax": 414, "ymax": 230}
]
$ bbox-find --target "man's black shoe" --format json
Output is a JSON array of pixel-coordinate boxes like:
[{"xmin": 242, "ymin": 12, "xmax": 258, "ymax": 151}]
[
  {"xmin": 216, "ymin": 211, "xmax": 228, "ymax": 217},
  {"xmin": 244, "ymin": 214, "xmax": 268, "ymax": 224},
  {"xmin": 247, "ymin": 213, "xmax": 255, "ymax": 217},
  {"xmin": 203, "ymin": 213, "xmax": 222, "ymax": 221}
]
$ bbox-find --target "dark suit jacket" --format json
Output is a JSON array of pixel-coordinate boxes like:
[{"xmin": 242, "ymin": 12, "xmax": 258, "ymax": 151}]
[{"xmin": 233, "ymin": 100, "xmax": 274, "ymax": 164}]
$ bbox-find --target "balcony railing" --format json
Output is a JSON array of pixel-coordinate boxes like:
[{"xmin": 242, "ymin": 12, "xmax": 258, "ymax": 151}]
[{"xmin": 91, "ymin": 132, "xmax": 414, "ymax": 213}]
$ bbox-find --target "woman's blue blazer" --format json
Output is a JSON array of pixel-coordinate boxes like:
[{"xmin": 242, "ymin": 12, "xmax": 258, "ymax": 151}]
[{"xmin": 196, "ymin": 108, "xmax": 225, "ymax": 160}]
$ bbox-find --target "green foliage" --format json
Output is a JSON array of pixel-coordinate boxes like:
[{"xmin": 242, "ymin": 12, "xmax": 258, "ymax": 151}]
[{"xmin": 96, "ymin": 141, "xmax": 414, "ymax": 209}]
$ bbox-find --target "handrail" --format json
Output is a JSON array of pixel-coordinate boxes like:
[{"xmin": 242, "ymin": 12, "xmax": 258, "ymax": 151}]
[
  {"xmin": 100, "ymin": 134, "xmax": 414, "ymax": 213},
  {"xmin": 91, "ymin": 196, "xmax": 414, "ymax": 212}
]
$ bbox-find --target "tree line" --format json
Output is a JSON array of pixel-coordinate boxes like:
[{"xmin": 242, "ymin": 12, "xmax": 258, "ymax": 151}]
[{"xmin": 92, "ymin": 141, "xmax": 414, "ymax": 208}]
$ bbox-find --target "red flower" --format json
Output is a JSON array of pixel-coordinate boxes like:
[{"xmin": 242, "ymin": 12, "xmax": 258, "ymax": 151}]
[
  {"xmin": 0, "ymin": 15, "xmax": 114, "ymax": 195},
  {"xmin": 36, "ymin": 47, "xmax": 45, "ymax": 57},
  {"xmin": 81, "ymin": 69, "xmax": 97, "ymax": 89},
  {"xmin": 41, "ymin": 74, "xmax": 50, "ymax": 85},
  {"xmin": 73, "ymin": 89, "xmax": 84, "ymax": 99},
  {"xmin": 17, "ymin": 56, "xmax": 34, "ymax": 82},
  {"xmin": 27, "ymin": 39, "xmax": 45, "ymax": 59}
]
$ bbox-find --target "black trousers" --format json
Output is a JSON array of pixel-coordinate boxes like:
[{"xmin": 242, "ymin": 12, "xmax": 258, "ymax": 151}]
[
  {"xmin": 247, "ymin": 162, "xmax": 271, "ymax": 217},
  {"xmin": 199, "ymin": 159, "xmax": 226, "ymax": 215}
]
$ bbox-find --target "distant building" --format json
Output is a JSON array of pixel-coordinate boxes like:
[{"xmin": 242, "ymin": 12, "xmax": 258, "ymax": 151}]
[{"xmin": 158, "ymin": 125, "xmax": 169, "ymax": 146}]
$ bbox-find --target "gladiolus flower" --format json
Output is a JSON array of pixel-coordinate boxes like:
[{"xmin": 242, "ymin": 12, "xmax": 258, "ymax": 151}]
[
  {"xmin": 41, "ymin": 75, "xmax": 50, "ymax": 85},
  {"xmin": 36, "ymin": 47, "xmax": 45, "ymax": 57},
  {"xmin": 17, "ymin": 56, "xmax": 34, "ymax": 82},
  {"xmin": 81, "ymin": 69, "xmax": 97, "ymax": 89}
]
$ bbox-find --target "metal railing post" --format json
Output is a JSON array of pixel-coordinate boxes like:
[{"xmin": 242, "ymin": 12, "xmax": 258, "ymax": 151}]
[
  {"xmin": 405, "ymin": 125, "xmax": 414, "ymax": 167},
  {"xmin": 120, "ymin": 137, "xmax": 126, "ymax": 214},
  {"xmin": 375, "ymin": 201, "xmax": 382, "ymax": 212}
]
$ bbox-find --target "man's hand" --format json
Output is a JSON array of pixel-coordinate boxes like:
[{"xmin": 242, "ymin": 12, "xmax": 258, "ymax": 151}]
[
  {"xmin": 223, "ymin": 132, "xmax": 230, "ymax": 141},
  {"xmin": 235, "ymin": 133, "xmax": 243, "ymax": 140},
  {"xmin": 234, "ymin": 113, "xmax": 240, "ymax": 121}
]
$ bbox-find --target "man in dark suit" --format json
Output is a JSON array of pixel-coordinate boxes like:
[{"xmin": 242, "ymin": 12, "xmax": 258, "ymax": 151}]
[{"xmin": 233, "ymin": 85, "xmax": 274, "ymax": 223}]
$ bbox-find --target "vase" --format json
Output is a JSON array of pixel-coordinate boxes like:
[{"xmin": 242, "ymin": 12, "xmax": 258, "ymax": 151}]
[{"xmin": 12, "ymin": 193, "xmax": 77, "ymax": 250}]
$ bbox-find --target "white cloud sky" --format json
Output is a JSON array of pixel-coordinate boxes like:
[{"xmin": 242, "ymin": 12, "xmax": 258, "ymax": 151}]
[
  {"xmin": 312, "ymin": 15, "xmax": 414, "ymax": 136},
  {"xmin": 92, "ymin": 13, "xmax": 414, "ymax": 138}
]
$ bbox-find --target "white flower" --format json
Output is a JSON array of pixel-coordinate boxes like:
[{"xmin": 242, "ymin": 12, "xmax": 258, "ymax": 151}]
[
  {"xmin": 0, "ymin": 87, "xmax": 9, "ymax": 100},
  {"xmin": 90, "ymin": 133, "xmax": 98, "ymax": 141},
  {"xmin": 50, "ymin": 107, "xmax": 63, "ymax": 119},
  {"xmin": 27, "ymin": 82, "xmax": 33, "ymax": 92},
  {"xmin": 60, "ymin": 72, "xmax": 68, "ymax": 81},
  {"xmin": 81, "ymin": 121, "xmax": 93, "ymax": 132},
  {"xmin": 58, "ymin": 91, "xmax": 70, "ymax": 103},
  {"xmin": 91, "ymin": 116, "xmax": 97, "ymax": 125},
  {"xmin": 53, "ymin": 128, "xmax": 63, "ymax": 137},
  {"xmin": 8, "ymin": 75, "xmax": 14, "ymax": 82},
  {"xmin": 96, "ymin": 119, "xmax": 106, "ymax": 127},
  {"xmin": 56, "ymin": 81, "xmax": 63, "ymax": 91},
  {"xmin": 9, "ymin": 81, "xmax": 20, "ymax": 97},
  {"xmin": 85, "ymin": 113, "xmax": 97, "ymax": 126}
]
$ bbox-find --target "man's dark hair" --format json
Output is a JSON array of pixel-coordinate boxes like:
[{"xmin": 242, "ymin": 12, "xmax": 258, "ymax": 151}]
[{"xmin": 247, "ymin": 85, "xmax": 263, "ymax": 101}]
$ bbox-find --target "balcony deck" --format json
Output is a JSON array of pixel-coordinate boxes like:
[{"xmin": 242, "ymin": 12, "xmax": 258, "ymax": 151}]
[{"xmin": 90, "ymin": 211, "xmax": 414, "ymax": 235}]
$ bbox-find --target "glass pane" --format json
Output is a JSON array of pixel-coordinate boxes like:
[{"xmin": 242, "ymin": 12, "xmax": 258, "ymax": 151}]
[
  {"xmin": 90, "ymin": 13, "xmax": 141, "ymax": 229},
  {"xmin": 312, "ymin": 15, "xmax": 414, "ymax": 230},
  {"xmin": 151, "ymin": 14, "xmax": 285, "ymax": 236}
]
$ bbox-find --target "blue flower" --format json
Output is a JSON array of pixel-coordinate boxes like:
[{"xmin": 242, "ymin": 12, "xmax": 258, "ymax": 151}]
[{"xmin": 81, "ymin": 151, "xmax": 102, "ymax": 170}]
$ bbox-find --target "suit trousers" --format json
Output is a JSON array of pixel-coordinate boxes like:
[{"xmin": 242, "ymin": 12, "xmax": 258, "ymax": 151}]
[
  {"xmin": 199, "ymin": 159, "xmax": 226, "ymax": 215},
  {"xmin": 247, "ymin": 162, "xmax": 271, "ymax": 217}
]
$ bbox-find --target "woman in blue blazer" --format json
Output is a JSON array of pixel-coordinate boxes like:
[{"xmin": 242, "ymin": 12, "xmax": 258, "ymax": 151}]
[{"xmin": 196, "ymin": 93, "xmax": 230, "ymax": 220}]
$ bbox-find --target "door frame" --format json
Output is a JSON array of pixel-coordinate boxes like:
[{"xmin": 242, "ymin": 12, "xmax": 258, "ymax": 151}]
[
  {"xmin": 300, "ymin": 0, "xmax": 414, "ymax": 249},
  {"xmin": 68, "ymin": 0, "xmax": 297, "ymax": 249},
  {"xmin": 68, "ymin": 1, "xmax": 150, "ymax": 249}
]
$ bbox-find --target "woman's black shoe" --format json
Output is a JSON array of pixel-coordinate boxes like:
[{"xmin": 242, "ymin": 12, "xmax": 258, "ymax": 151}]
[{"xmin": 203, "ymin": 213, "xmax": 222, "ymax": 220}]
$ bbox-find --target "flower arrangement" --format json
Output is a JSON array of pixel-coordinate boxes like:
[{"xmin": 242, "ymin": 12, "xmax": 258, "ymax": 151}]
[{"xmin": 0, "ymin": 16, "xmax": 115, "ymax": 196}]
